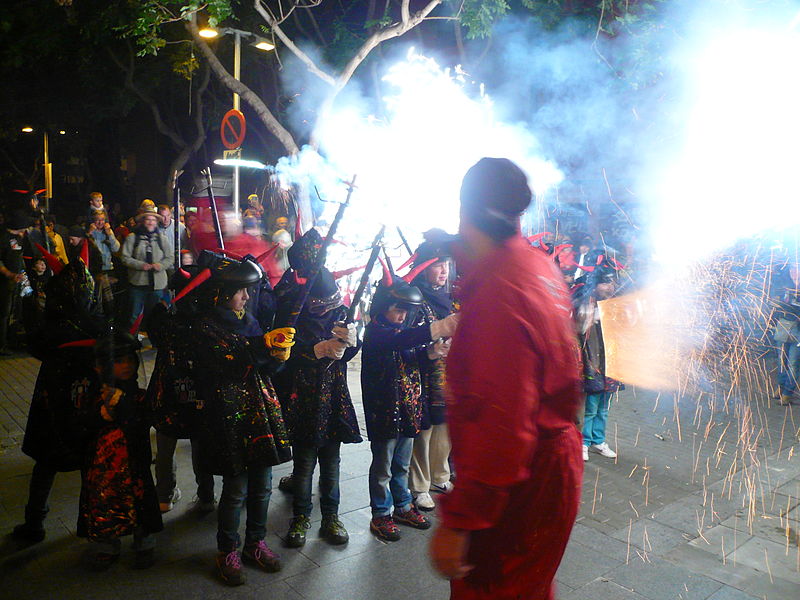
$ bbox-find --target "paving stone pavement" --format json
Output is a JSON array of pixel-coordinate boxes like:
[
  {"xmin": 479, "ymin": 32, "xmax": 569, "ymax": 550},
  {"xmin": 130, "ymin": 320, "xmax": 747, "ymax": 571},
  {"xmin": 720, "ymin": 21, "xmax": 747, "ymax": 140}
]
[{"xmin": 1, "ymin": 348, "xmax": 798, "ymax": 599}]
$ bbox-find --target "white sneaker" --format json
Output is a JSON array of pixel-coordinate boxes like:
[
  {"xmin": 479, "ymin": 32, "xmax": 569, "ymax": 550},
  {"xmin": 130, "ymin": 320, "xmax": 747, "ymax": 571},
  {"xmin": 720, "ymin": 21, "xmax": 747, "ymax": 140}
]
[
  {"xmin": 159, "ymin": 487, "xmax": 182, "ymax": 513},
  {"xmin": 590, "ymin": 442, "xmax": 617, "ymax": 458},
  {"xmin": 413, "ymin": 492, "xmax": 435, "ymax": 511},
  {"xmin": 430, "ymin": 481, "xmax": 454, "ymax": 494},
  {"xmin": 582, "ymin": 446, "xmax": 589, "ymax": 462}
]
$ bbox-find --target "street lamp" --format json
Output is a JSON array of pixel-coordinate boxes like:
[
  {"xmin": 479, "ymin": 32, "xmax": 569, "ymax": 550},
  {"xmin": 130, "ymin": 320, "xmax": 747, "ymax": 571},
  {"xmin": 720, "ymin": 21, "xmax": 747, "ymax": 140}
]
[
  {"xmin": 21, "ymin": 126, "xmax": 52, "ymax": 210},
  {"xmin": 200, "ymin": 26, "xmax": 275, "ymax": 217}
]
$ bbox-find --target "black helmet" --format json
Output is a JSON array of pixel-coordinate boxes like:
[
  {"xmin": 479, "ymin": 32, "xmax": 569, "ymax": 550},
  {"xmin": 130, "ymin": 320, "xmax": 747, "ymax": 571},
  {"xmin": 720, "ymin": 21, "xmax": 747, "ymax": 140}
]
[
  {"xmin": 198, "ymin": 250, "xmax": 263, "ymax": 290},
  {"xmin": 369, "ymin": 280, "xmax": 423, "ymax": 318}
]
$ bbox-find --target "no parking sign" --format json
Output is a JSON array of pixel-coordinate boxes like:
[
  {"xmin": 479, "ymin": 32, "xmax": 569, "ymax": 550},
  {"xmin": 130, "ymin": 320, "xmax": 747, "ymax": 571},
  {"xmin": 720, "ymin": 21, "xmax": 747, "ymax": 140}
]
[{"xmin": 220, "ymin": 109, "xmax": 246, "ymax": 150}]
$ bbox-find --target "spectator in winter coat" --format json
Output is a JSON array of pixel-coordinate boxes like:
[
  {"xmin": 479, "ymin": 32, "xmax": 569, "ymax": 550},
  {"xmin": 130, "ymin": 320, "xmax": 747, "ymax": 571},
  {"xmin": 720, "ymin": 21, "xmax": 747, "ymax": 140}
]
[{"xmin": 120, "ymin": 205, "xmax": 173, "ymax": 327}]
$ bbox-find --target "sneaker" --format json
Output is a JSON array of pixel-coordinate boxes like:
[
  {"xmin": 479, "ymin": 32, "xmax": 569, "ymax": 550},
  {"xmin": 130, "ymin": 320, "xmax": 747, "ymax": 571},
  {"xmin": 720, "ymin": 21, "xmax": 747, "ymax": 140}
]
[
  {"xmin": 430, "ymin": 481, "xmax": 454, "ymax": 494},
  {"xmin": 413, "ymin": 492, "xmax": 435, "ymax": 511},
  {"xmin": 159, "ymin": 487, "xmax": 182, "ymax": 513},
  {"xmin": 278, "ymin": 474, "xmax": 294, "ymax": 493},
  {"xmin": 590, "ymin": 442, "xmax": 617, "ymax": 458},
  {"xmin": 133, "ymin": 548, "xmax": 156, "ymax": 570},
  {"xmin": 11, "ymin": 522, "xmax": 45, "ymax": 543},
  {"xmin": 582, "ymin": 445, "xmax": 589, "ymax": 462},
  {"xmin": 285, "ymin": 515, "xmax": 310, "ymax": 548},
  {"xmin": 193, "ymin": 496, "xmax": 217, "ymax": 515},
  {"xmin": 216, "ymin": 550, "xmax": 246, "ymax": 586},
  {"xmin": 320, "ymin": 514, "xmax": 349, "ymax": 545},
  {"xmin": 370, "ymin": 515, "xmax": 401, "ymax": 541},
  {"xmin": 243, "ymin": 540, "xmax": 281, "ymax": 572},
  {"xmin": 394, "ymin": 507, "xmax": 431, "ymax": 530},
  {"xmin": 88, "ymin": 551, "xmax": 120, "ymax": 572}
]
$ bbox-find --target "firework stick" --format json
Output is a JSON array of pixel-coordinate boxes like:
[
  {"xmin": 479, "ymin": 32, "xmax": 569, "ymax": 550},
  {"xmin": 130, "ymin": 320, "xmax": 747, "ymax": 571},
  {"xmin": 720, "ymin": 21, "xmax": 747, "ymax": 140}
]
[
  {"xmin": 202, "ymin": 168, "xmax": 224, "ymax": 249},
  {"xmin": 346, "ymin": 226, "xmax": 385, "ymax": 324}
]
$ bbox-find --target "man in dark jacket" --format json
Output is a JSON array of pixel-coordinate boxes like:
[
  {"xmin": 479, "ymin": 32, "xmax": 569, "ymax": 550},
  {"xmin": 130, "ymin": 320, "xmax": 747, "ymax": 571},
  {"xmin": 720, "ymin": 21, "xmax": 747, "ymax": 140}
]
[
  {"xmin": 273, "ymin": 229, "xmax": 362, "ymax": 548},
  {"xmin": 0, "ymin": 211, "xmax": 34, "ymax": 354}
]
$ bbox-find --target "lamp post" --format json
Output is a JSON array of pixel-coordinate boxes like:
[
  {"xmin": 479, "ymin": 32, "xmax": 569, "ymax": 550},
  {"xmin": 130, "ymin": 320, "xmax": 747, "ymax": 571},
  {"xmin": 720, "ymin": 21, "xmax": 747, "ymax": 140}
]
[
  {"xmin": 198, "ymin": 26, "xmax": 274, "ymax": 218},
  {"xmin": 21, "ymin": 126, "xmax": 55, "ymax": 212}
]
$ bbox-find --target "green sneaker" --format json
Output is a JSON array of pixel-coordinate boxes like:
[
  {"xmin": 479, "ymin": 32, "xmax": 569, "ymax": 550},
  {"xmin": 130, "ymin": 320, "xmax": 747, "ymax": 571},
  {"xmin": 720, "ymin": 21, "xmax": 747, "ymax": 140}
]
[
  {"xmin": 320, "ymin": 514, "xmax": 349, "ymax": 545},
  {"xmin": 286, "ymin": 515, "xmax": 310, "ymax": 548}
]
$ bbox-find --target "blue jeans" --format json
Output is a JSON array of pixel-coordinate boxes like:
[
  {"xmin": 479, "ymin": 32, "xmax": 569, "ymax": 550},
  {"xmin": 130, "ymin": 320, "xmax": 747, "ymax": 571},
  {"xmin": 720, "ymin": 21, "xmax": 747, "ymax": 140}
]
[
  {"xmin": 779, "ymin": 342, "xmax": 800, "ymax": 395},
  {"xmin": 129, "ymin": 287, "xmax": 170, "ymax": 328},
  {"xmin": 292, "ymin": 442, "xmax": 341, "ymax": 517},
  {"xmin": 155, "ymin": 433, "xmax": 215, "ymax": 503},
  {"xmin": 217, "ymin": 466, "xmax": 272, "ymax": 551},
  {"xmin": 368, "ymin": 437, "xmax": 414, "ymax": 518},
  {"xmin": 583, "ymin": 392, "xmax": 611, "ymax": 447}
]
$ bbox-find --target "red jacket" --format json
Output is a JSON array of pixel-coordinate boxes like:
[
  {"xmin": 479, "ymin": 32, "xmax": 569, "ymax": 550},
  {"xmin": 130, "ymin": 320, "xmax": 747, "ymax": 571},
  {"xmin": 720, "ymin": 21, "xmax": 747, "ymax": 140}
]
[{"xmin": 442, "ymin": 235, "xmax": 583, "ymax": 600}]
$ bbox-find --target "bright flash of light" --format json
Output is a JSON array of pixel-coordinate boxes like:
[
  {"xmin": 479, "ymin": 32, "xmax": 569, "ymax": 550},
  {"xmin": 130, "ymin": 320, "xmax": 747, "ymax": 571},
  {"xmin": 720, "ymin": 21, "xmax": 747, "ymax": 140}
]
[
  {"xmin": 652, "ymin": 28, "xmax": 800, "ymax": 267},
  {"xmin": 276, "ymin": 49, "xmax": 562, "ymax": 250}
]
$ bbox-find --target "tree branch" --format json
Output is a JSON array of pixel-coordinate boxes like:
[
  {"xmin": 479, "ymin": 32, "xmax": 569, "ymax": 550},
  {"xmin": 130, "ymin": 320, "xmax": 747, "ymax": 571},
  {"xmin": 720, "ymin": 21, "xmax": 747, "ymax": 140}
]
[
  {"xmin": 109, "ymin": 47, "xmax": 186, "ymax": 149},
  {"xmin": 401, "ymin": 0, "xmax": 410, "ymax": 26},
  {"xmin": 254, "ymin": 0, "xmax": 336, "ymax": 86},
  {"xmin": 335, "ymin": 0, "xmax": 441, "ymax": 92},
  {"xmin": 185, "ymin": 20, "xmax": 300, "ymax": 155}
]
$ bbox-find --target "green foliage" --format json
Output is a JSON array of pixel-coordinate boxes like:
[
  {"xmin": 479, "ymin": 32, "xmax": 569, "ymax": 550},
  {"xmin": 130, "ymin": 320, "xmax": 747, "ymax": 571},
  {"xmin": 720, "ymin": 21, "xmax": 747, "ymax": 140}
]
[
  {"xmin": 457, "ymin": 0, "xmax": 511, "ymax": 39},
  {"xmin": 117, "ymin": 0, "xmax": 234, "ymax": 56}
]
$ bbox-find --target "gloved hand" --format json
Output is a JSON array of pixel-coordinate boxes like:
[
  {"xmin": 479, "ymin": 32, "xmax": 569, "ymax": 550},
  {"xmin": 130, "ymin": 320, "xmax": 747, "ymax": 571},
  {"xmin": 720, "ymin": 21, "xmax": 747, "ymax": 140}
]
[
  {"xmin": 264, "ymin": 327, "xmax": 296, "ymax": 349},
  {"xmin": 314, "ymin": 338, "xmax": 346, "ymax": 360},
  {"xmin": 427, "ymin": 338, "xmax": 452, "ymax": 360},
  {"xmin": 332, "ymin": 322, "xmax": 357, "ymax": 347},
  {"xmin": 270, "ymin": 347, "xmax": 291, "ymax": 362},
  {"xmin": 430, "ymin": 313, "xmax": 459, "ymax": 341}
]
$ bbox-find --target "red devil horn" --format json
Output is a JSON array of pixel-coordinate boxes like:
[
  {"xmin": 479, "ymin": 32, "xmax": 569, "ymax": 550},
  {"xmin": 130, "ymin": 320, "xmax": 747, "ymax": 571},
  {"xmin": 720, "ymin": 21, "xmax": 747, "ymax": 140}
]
[
  {"xmin": 255, "ymin": 243, "xmax": 280, "ymax": 264},
  {"xmin": 378, "ymin": 256, "xmax": 393, "ymax": 287},
  {"xmin": 609, "ymin": 257, "xmax": 626, "ymax": 271},
  {"xmin": 294, "ymin": 271, "xmax": 308, "ymax": 286},
  {"xmin": 173, "ymin": 268, "xmax": 211, "ymax": 304},
  {"xmin": 58, "ymin": 339, "xmax": 97, "ymax": 349},
  {"xmin": 216, "ymin": 248, "xmax": 243, "ymax": 260},
  {"xmin": 294, "ymin": 210, "xmax": 303, "ymax": 240},
  {"xmin": 402, "ymin": 258, "xmax": 439, "ymax": 283},
  {"xmin": 397, "ymin": 253, "xmax": 418, "ymax": 272},
  {"xmin": 596, "ymin": 255, "xmax": 605, "ymax": 266},
  {"xmin": 332, "ymin": 264, "xmax": 366, "ymax": 280},
  {"xmin": 34, "ymin": 243, "xmax": 64, "ymax": 275},
  {"xmin": 80, "ymin": 239, "xmax": 89, "ymax": 268},
  {"xmin": 178, "ymin": 268, "xmax": 192, "ymax": 279},
  {"xmin": 130, "ymin": 312, "xmax": 144, "ymax": 335}
]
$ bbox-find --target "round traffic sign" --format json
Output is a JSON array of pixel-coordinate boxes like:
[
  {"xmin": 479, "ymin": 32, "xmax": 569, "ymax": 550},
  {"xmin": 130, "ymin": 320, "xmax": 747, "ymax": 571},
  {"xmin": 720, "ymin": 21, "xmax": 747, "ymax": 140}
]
[{"xmin": 220, "ymin": 109, "xmax": 246, "ymax": 150}]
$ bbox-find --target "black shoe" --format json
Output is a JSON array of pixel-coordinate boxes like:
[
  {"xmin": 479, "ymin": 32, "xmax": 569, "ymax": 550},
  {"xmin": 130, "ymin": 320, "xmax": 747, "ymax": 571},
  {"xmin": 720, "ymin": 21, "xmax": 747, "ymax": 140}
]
[
  {"xmin": 88, "ymin": 552, "xmax": 120, "ymax": 572},
  {"xmin": 285, "ymin": 515, "xmax": 310, "ymax": 548},
  {"xmin": 133, "ymin": 548, "xmax": 156, "ymax": 570},
  {"xmin": 278, "ymin": 474, "xmax": 294, "ymax": 493},
  {"xmin": 320, "ymin": 515, "xmax": 349, "ymax": 545},
  {"xmin": 11, "ymin": 522, "xmax": 45, "ymax": 543}
]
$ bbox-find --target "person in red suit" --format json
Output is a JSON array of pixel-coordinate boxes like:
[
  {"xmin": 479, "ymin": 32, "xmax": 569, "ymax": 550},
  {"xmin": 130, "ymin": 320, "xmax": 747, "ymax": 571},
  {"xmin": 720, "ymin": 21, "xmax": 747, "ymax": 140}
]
[{"xmin": 430, "ymin": 157, "xmax": 584, "ymax": 600}]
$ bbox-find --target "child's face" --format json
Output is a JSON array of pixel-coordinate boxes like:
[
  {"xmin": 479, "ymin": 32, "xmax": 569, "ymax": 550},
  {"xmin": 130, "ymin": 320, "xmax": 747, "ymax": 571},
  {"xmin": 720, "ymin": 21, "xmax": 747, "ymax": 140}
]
[
  {"xmin": 113, "ymin": 354, "xmax": 138, "ymax": 381},
  {"xmin": 32, "ymin": 260, "xmax": 46, "ymax": 275},
  {"xmin": 384, "ymin": 305, "xmax": 408, "ymax": 325}
]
